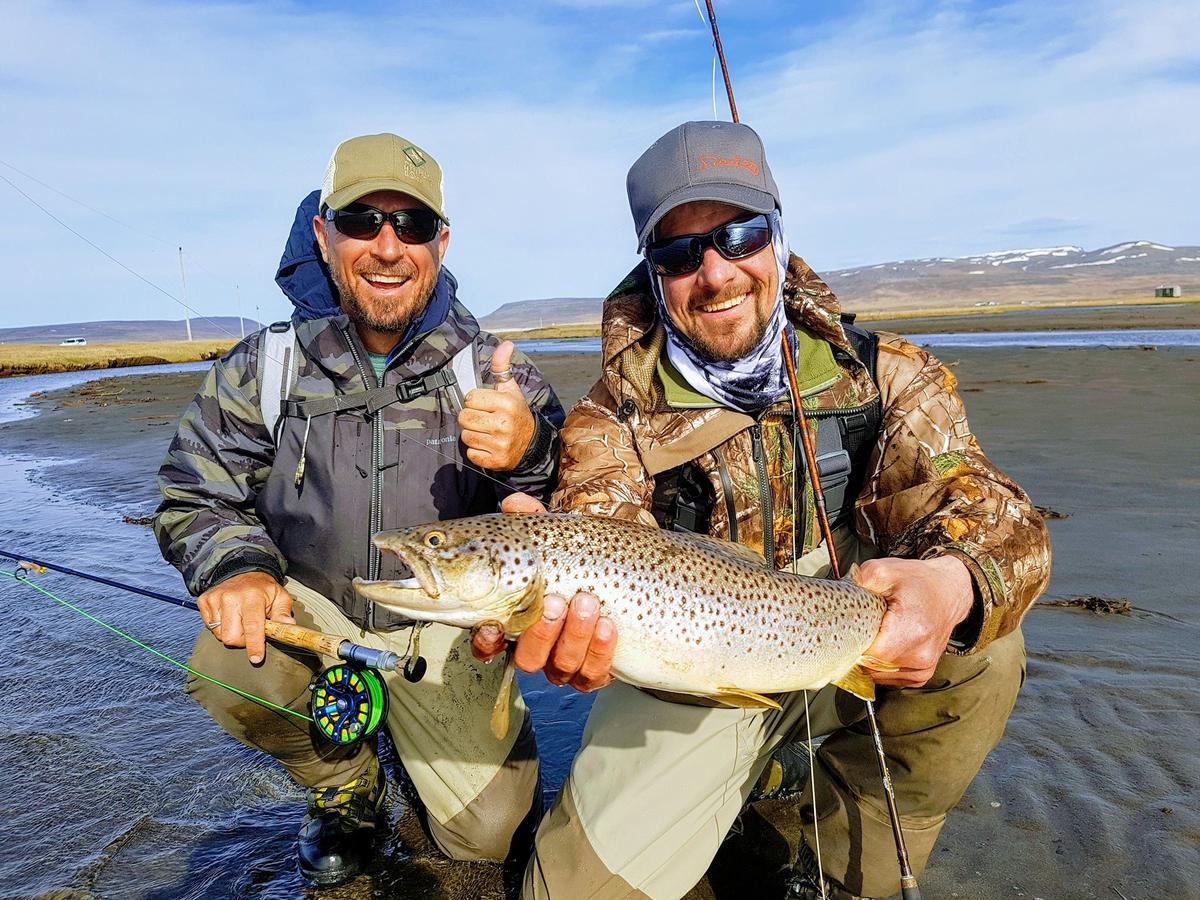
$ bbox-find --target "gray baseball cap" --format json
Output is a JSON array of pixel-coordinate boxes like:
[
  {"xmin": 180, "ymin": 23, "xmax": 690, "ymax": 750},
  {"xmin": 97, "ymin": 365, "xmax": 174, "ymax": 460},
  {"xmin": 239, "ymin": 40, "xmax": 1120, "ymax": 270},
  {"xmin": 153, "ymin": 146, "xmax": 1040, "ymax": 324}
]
[{"xmin": 626, "ymin": 121, "xmax": 780, "ymax": 249}]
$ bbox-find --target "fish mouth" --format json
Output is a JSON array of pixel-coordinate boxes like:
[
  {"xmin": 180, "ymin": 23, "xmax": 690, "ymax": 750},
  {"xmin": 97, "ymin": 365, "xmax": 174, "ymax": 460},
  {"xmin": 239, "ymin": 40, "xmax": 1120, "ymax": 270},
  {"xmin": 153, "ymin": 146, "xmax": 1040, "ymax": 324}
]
[{"xmin": 355, "ymin": 537, "xmax": 485, "ymax": 629}]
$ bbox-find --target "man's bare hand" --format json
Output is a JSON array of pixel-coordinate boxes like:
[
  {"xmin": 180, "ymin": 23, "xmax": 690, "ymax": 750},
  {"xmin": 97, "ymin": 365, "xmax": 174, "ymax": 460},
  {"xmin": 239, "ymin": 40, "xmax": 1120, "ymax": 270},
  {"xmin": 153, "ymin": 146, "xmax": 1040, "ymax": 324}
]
[
  {"xmin": 197, "ymin": 571, "xmax": 295, "ymax": 665},
  {"xmin": 470, "ymin": 591, "xmax": 617, "ymax": 693},
  {"xmin": 459, "ymin": 341, "xmax": 536, "ymax": 471},
  {"xmin": 857, "ymin": 555, "xmax": 975, "ymax": 689},
  {"xmin": 501, "ymin": 492, "xmax": 548, "ymax": 514}
]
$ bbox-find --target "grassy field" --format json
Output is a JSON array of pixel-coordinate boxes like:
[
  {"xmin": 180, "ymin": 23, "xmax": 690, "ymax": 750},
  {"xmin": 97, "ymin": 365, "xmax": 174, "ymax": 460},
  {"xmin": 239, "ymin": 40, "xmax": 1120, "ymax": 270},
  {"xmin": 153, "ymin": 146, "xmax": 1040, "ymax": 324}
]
[
  {"xmin": 495, "ymin": 296, "xmax": 1200, "ymax": 341},
  {"xmin": 494, "ymin": 323, "xmax": 605, "ymax": 341},
  {"xmin": 0, "ymin": 340, "xmax": 236, "ymax": 377},
  {"xmin": 853, "ymin": 295, "xmax": 1200, "ymax": 321}
]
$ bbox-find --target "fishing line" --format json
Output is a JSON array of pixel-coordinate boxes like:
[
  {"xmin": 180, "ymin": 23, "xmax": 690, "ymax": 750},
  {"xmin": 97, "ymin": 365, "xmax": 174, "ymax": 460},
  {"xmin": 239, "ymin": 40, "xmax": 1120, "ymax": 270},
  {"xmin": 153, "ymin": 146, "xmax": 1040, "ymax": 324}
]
[
  {"xmin": 0, "ymin": 158, "xmax": 176, "ymax": 248},
  {"xmin": 0, "ymin": 566, "xmax": 313, "ymax": 723},
  {"xmin": 790, "ymin": 381, "xmax": 827, "ymax": 900},
  {"xmin": 0, "ymin": 171, "xmax": 278, "ymax": 365}
]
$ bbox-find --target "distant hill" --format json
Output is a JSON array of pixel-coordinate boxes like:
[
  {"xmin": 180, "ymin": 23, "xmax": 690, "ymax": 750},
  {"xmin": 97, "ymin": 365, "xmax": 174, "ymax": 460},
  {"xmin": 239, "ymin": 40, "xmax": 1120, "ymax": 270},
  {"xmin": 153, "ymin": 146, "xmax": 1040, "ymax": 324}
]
[
  {"xmin": 0, "ymin": 317, "xmax": 262, "ymax": 344},
  {"xmin": 478, "ymin": 298, "xmax": 603, "ymax": 332},
  {"xmin": 479, "ymin": 240, "xmax": 1198, "ymax": 329},
  {"xmin": 830, "ymin": 240, "xmax": 1199, "ymax": 312}
]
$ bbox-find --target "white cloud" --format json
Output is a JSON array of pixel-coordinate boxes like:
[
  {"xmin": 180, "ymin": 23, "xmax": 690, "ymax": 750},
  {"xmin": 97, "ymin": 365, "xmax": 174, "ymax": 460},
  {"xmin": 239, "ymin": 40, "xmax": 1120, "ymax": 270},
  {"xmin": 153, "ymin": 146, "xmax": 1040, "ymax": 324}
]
[{"xmin": 0, "ymin": 0, "xmax": 1196, "ymax": 327}]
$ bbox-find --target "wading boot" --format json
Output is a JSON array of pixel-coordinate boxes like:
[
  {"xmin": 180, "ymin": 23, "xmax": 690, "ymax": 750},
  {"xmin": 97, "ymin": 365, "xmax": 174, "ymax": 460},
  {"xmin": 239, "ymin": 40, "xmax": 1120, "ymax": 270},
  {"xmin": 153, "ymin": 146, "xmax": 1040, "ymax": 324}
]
[
  {"xmin": 783, "ymin": 839, "xmax": 875, "ymax": 900},
  {"xmin": 297, "ymin": 761, "xmax": 386, "ymax": 887},
  {"xmin": 749, "ymin": 741, "xmax": 812, "ymax": 802}
]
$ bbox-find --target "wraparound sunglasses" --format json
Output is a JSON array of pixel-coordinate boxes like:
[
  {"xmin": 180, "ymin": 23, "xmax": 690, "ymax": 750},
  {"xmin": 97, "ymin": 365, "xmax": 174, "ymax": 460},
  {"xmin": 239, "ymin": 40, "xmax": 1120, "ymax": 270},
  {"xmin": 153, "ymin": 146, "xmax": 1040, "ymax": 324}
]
[
  {"xmin": 323, "ymin": 204, "xmax": 442, "ymax": 243},
  {"xmin": 646, "ymin": 212, "xmax": 773, "ymax": 276}
]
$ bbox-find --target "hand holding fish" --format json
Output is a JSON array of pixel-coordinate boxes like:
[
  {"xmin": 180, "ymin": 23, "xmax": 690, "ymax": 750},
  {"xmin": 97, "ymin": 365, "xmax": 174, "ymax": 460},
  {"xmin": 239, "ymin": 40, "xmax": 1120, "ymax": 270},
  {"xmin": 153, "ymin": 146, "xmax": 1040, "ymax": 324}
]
[
  {"xmin": 458, "ymin": 341, "xmax": 536, "ymax": 471},
  {"xmin": 510, "ymin": 592, "xmax": 618, "ymax": 691},
  {"xmin": 197, "ymin": 571, "xmax": 297, "ymax": 664},
  {"xmin": 471, "ymin": 494, "xmax": 619, "ymax": 691},
  {"xmin": 857, "ymin": 555, "xmax": 975, "ymax": 688}
]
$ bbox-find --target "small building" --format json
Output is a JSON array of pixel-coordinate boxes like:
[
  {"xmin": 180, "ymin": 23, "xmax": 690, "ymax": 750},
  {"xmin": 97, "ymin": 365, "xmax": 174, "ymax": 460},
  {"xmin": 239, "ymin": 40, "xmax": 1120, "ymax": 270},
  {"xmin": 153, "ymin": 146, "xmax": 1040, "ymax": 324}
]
[
  {"xmin": 1154, "ymin": 285, "xmax": 1183, "ymax": 298},
  {"xmin": 59, "ymin": 337, "xmax": 87, "ymax": 346}
]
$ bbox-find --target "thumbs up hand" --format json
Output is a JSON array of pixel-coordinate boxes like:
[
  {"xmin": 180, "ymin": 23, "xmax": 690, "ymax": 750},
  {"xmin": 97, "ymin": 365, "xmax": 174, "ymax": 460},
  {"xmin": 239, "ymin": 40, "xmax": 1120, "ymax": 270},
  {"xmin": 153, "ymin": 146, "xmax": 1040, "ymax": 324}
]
[{"xmin": 458, "ymin": 340, "xmax": 537, "ymax": 472}]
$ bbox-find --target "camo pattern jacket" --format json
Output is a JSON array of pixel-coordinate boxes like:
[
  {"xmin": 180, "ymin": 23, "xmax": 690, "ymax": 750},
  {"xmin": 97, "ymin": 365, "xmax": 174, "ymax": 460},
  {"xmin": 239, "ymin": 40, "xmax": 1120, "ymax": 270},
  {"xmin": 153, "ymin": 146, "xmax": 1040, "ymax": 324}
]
[
  {"xmin": 155, "ymin": 303, "xmax": 563, "ymax": 626},
  {"xmin": 551, "ymin": 256, "xmax": 1050, "ymax": 653}
]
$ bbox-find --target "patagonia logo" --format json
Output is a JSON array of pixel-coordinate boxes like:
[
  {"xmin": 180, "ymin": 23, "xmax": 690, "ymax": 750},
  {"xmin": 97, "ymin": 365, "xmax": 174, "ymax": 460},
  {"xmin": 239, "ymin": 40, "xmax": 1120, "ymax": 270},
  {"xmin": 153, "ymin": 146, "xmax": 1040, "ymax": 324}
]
[
  {"xmin": 403, "ymin": 146, "xmax": 427, "ymax": 168},
  {"xmin": 696, "ymin": 154, "xmax": 759, "ymax": 176},
  {"xmin": 426, "ymin": 435, "xmax": 457, "ymax": 446}
]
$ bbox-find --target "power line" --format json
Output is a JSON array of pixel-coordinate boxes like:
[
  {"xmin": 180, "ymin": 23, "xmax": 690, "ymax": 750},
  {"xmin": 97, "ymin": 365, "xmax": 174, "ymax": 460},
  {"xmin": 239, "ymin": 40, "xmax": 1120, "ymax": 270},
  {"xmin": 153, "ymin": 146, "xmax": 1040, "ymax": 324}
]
[
  {"xmin": 0, "ymin": 158, "xmax": 175, "ymax": 248},
  {"xmin": 0, "ymin": 171, "xmax": 250, "ymax": 347}
]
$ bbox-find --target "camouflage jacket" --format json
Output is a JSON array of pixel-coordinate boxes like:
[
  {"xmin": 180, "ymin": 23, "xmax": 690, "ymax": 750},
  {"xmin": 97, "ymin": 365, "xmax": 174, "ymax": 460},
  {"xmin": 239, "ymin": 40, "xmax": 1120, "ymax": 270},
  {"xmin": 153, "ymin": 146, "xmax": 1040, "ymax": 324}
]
[
  {"xmin": 551, "ymin": 255, "xmax": 1050, "ymax": 653},
  {"xmin": 155, "ymin": 300, "xmax": 564, "ymax": 628}
]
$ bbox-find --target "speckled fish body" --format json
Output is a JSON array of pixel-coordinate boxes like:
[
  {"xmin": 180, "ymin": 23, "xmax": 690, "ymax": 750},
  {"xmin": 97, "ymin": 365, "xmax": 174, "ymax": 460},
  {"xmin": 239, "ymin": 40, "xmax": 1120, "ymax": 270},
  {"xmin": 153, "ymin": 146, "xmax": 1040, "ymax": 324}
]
[{"xmin": 355, "ymin": 513, "xmax": 887, "ymax": 704}]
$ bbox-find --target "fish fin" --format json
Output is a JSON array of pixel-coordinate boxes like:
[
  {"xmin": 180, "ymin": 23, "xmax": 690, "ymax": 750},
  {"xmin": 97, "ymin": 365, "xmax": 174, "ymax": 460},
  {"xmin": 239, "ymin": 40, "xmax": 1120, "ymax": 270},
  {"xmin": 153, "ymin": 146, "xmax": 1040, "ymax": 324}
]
[
  {"xmin": 859, "ymin": 654, "xmax": 899, "ymax": 672},
  {"xmin": 714, "ymin": 687, "xmax": 783, "ymax": 710},
  {"xmin": 490, "ymin": 651, "xmax": 518, "ymax": 740},
  {"xmin": 844, "ymin": 562, "xmax": 863, "ymax": 585},
  {"xmin": 503, "ymin": 578, "xmax": 546, "ymax": 635},
  {"xmin": 833, "ymin": 664, "xmax": 877, "ymax": 701}
]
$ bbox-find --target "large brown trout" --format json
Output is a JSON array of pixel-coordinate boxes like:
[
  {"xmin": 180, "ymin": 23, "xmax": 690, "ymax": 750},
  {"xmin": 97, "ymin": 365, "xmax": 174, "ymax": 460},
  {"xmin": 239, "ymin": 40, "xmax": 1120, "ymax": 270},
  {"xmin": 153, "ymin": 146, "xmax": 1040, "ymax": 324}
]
[{"xmin": 355, "ymin": 513, "xmax": 890, "ymax": 737}]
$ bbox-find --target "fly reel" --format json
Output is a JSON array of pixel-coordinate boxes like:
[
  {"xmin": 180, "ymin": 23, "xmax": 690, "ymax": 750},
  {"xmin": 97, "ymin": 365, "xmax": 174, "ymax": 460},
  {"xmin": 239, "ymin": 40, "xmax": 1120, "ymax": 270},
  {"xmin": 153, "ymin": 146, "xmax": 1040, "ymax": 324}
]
[{"xmin": 310, "ymin": 664, "xmax": 388, "ymax": 746}]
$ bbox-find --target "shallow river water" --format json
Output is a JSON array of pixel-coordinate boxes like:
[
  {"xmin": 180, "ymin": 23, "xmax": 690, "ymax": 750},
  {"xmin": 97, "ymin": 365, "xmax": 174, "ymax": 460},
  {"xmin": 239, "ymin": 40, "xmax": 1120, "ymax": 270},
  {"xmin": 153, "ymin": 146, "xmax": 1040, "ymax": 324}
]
[{"xmin": 1, "ymin": 346, "xmax": 1196, "ymax": 899}]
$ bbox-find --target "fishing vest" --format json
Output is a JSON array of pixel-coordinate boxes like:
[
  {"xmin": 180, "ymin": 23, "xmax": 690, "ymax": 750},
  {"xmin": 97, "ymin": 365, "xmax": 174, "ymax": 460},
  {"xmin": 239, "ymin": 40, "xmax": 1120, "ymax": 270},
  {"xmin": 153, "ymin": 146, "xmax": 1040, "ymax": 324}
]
[
  {"xmin": 256, "ymin": 321, "xmax": 478, "ymax": 443},
  {"xmin": 651, "ymin": 316, "xmax": 881, "ymax": 540},
  {"xmin": 253, "ymin": 320, "xmax": 483, "ymax": 628}
]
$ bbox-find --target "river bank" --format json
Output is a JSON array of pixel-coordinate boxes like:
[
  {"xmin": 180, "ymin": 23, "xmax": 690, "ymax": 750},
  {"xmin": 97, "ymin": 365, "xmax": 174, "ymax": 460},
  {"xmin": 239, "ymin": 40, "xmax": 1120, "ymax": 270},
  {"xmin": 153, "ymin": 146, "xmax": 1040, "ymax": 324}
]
[
  {"xmin": 6, "ymin": 300, "xmax": 1197, "ymax": 379},
  {"xmin": 0, "ymin": 339, "xmax": 237, "ymax": 378},
  {"xmin": 0, "ymin": 345, "xmax": 1196, "ymax": 898}
]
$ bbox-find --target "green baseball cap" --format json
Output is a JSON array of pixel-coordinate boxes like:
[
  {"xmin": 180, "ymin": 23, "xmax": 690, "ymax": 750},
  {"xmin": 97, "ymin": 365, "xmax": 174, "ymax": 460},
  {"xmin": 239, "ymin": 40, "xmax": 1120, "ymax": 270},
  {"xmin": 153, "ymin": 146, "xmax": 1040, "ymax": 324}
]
[{"xmin": 320, "ymin": 133, "xmax": 449, "ymax": 223}]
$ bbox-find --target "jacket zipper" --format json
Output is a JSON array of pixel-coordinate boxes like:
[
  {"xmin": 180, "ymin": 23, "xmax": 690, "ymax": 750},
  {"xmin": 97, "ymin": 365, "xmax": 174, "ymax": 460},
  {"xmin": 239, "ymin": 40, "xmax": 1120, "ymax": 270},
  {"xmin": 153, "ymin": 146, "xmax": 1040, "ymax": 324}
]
[
  {"xmin": 748, "ymin": 424, "xmax": 774, "ymax": 566},
  {"xmin": 711, "ymin": 446, "xmax": 738, "ymax": 545},
  {"xmin": 341, "ymin": 325, "xmax": 383, "ymax": 629}
]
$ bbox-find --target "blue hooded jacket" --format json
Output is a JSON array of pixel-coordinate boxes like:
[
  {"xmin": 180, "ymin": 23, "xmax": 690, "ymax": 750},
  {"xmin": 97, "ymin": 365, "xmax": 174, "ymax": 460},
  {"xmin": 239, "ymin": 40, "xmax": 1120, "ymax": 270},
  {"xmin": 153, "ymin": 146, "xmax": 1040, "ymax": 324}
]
[{"xmin": 274, "ymin": 190, "xmax": 455, "ymax": 356}]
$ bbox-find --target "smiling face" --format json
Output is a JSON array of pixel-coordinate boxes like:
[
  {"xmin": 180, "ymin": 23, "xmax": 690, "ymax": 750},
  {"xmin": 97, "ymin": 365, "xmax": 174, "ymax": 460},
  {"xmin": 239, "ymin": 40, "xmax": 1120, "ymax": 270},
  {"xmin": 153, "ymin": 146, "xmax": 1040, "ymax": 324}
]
[
  {"xmin": 313, "ymin": 190, "xmax": 450, "ymax": 349},
  {"xmin": 656, "ymin": 200, "xmax": 778, "ymax": 362}
]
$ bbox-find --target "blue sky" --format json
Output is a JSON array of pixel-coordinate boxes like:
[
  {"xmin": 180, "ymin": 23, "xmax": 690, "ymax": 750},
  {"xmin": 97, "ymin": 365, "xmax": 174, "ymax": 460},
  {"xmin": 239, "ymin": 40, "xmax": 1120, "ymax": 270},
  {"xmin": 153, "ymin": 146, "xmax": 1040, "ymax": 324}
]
[{"xmin": 1, "ymin": 0, "xmax": 1197, "ymax": 328}]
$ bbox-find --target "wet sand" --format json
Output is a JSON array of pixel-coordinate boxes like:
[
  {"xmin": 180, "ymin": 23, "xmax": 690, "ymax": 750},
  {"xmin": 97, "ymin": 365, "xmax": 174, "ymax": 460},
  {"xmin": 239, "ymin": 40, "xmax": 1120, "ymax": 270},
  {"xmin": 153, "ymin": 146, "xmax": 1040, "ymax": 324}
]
[{"xmin": 1, "ymin": 345, "xmax": 1197, "ymax": 899}]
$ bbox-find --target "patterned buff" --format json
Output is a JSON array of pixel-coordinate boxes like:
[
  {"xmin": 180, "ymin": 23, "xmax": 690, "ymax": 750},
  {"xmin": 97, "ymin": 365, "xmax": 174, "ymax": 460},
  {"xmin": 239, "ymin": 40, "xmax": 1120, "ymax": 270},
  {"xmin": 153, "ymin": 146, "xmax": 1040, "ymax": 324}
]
[{"xmin": 650, "ymin": 209, "xmax": 793, "ymax": 413}]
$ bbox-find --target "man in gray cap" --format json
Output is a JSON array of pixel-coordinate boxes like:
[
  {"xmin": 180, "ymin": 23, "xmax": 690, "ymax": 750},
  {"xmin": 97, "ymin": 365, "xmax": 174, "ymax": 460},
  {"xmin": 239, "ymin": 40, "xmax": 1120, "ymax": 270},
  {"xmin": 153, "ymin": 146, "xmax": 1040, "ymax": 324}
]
[{"xmin": 483, "ymin": 121, "xmax": 1049, "ymax": 898}]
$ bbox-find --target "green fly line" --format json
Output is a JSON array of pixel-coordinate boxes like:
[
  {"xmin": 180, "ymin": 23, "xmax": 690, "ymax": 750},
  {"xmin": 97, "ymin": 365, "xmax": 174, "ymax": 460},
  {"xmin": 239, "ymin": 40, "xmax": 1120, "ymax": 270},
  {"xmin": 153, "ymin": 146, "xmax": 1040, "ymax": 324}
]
[{"xmin": 1, "ymin": 568, "xmax": 313, "ymax": 724}]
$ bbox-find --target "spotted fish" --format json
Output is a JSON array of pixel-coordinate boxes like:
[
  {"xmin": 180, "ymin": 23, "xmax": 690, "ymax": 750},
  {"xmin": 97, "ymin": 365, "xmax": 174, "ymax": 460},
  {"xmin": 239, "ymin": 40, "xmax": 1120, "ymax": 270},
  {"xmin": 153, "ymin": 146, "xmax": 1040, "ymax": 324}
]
[{"xmin": 355, "ymin": 513, "xmax": 890, "ymax": 737}]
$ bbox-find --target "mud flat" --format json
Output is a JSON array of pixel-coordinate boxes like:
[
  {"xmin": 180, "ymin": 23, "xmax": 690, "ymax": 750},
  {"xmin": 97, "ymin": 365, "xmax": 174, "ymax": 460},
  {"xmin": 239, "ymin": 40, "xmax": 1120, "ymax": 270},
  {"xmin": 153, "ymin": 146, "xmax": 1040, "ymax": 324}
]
[{"xmin": 1, "ymin": 345, "xmax": 1196, "ymax": 899}]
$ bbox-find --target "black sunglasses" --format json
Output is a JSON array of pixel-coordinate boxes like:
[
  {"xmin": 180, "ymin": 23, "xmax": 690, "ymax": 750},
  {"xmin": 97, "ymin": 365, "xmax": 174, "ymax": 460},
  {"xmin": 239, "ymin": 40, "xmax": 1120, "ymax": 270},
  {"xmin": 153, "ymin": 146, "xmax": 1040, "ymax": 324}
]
[
  {"xmin": 323, "ymin": 204, "xmax": 442, "ymax": 243},
  {"xmin": 646, "ymin": 212, "xmax": 773, "ymax": 277}
]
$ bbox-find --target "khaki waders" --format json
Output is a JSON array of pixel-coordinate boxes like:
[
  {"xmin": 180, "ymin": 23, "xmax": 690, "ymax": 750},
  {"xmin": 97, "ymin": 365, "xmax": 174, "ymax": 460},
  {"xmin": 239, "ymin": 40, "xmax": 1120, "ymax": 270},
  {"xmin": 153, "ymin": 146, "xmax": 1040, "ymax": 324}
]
[
  {"xmin": 187, "ymin": 578, "xmax": 540, "ymax": 862},
  {"xmin": 522, "ymin": 535, "xmax": 1027, "ymax": 899}
]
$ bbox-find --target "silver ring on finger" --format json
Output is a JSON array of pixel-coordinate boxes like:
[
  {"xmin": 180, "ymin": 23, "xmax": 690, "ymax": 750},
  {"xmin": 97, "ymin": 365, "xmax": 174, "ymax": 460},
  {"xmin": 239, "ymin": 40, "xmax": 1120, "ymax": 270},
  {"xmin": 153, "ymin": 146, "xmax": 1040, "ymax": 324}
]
[
  {"xmin": 493, "ymin": 367, "xmax": 514, "ymax": 383},
  {"xmin": 206, "ymin": 619, "xmax": 221, "ymax": 631}
]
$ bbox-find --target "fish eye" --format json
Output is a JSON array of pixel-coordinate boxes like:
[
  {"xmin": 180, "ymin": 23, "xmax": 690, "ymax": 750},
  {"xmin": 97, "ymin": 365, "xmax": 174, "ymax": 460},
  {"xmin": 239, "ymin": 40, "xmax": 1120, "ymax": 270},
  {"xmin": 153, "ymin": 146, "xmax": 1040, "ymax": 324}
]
[{"xmin": 424, "ymin": 530, "xmax": 446, "ymax": 548}]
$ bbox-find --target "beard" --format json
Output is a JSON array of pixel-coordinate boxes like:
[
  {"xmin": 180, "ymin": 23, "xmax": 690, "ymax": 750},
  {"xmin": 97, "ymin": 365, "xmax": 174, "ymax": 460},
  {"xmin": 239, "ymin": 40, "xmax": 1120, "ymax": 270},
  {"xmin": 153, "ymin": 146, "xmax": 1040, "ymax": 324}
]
[
  {"xmin": 684, "ymin": 276, "xmax": 774, "ymax": 362},
  {"xmin": 331, "ymin": 258, "xmax": 439, "ymax": 335}
]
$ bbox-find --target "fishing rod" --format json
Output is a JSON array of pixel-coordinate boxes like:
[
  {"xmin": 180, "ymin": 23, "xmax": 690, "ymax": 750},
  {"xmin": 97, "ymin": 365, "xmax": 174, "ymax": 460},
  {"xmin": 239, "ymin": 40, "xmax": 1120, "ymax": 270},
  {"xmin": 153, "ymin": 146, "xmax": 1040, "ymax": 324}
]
[
  {"xmin": 0, "ymin": 546, "xmax": 422, "ymax": 748},
  {"xmin": 698, "ymin": 0, "xmax": 922, "ymax": 892},
  {"xmin": 782, "ymin": 339, "xmax": 920, "ymax": 900}
]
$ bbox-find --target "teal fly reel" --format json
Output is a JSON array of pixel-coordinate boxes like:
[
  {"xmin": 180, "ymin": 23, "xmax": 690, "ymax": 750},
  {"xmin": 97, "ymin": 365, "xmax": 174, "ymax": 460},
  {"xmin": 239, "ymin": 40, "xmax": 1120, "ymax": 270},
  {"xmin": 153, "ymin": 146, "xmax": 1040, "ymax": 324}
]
[{"xmin": 310, "ymin": 664, "xmax": 388, "ymax": 746}]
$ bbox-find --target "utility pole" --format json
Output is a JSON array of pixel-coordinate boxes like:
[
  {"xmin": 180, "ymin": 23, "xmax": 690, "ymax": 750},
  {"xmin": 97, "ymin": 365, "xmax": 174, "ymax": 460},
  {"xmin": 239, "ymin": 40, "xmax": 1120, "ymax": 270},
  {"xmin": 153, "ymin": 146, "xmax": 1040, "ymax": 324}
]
[
  {"xmin": 178, "ymin": 246, "xmax": 193, "ymax": 342},
  {"xmin": 237, "ymin": 283, "xmax": 245, "ymax": 338}
]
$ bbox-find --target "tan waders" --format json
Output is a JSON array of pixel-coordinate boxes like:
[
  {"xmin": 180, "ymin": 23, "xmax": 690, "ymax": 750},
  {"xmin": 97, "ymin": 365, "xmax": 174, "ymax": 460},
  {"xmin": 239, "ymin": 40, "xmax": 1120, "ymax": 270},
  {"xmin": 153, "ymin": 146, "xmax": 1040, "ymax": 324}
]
[
  {"xmin": 522, "ymin": 628, "xmax": 1024, "ymax": 899},
  {"xmin": 523, "ymin": 532, "xmax": 1026, "ymax": 899},
  {"xmin": 187, "ymin": 578, "xmax": 540, "ymax": 863}
]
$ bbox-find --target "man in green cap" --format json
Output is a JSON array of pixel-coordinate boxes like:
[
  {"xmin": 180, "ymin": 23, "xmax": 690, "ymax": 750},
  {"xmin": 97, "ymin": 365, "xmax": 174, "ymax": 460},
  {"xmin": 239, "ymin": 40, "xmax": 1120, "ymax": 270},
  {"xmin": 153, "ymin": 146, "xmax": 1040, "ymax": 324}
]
[{"xmin": 155, "ymin": 132, "xmax": 564, "ymax": 886}]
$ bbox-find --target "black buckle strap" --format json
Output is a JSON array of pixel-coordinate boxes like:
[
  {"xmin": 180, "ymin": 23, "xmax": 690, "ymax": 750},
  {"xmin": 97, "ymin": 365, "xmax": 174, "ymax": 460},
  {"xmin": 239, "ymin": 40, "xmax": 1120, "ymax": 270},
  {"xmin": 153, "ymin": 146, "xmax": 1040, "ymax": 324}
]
[
  {"xmin": 367, "ymin": 368, "xmax": 457, "ymax": 413},
  {"xmin": 283, "ymin": 368, "xmax": 459, "ymax": 420}
]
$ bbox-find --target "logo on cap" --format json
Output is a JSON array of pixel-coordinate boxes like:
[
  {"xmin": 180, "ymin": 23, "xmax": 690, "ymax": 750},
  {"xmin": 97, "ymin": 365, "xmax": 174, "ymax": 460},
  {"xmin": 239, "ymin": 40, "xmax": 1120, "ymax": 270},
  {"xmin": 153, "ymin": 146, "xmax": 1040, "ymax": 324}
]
[
  {"xmin": 696, "ymin": 154, "xmax": 760, "ymax": 176},
  {"xmin": 403, "ymin": 146, "xmax": 427, "ymax": 168}
]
